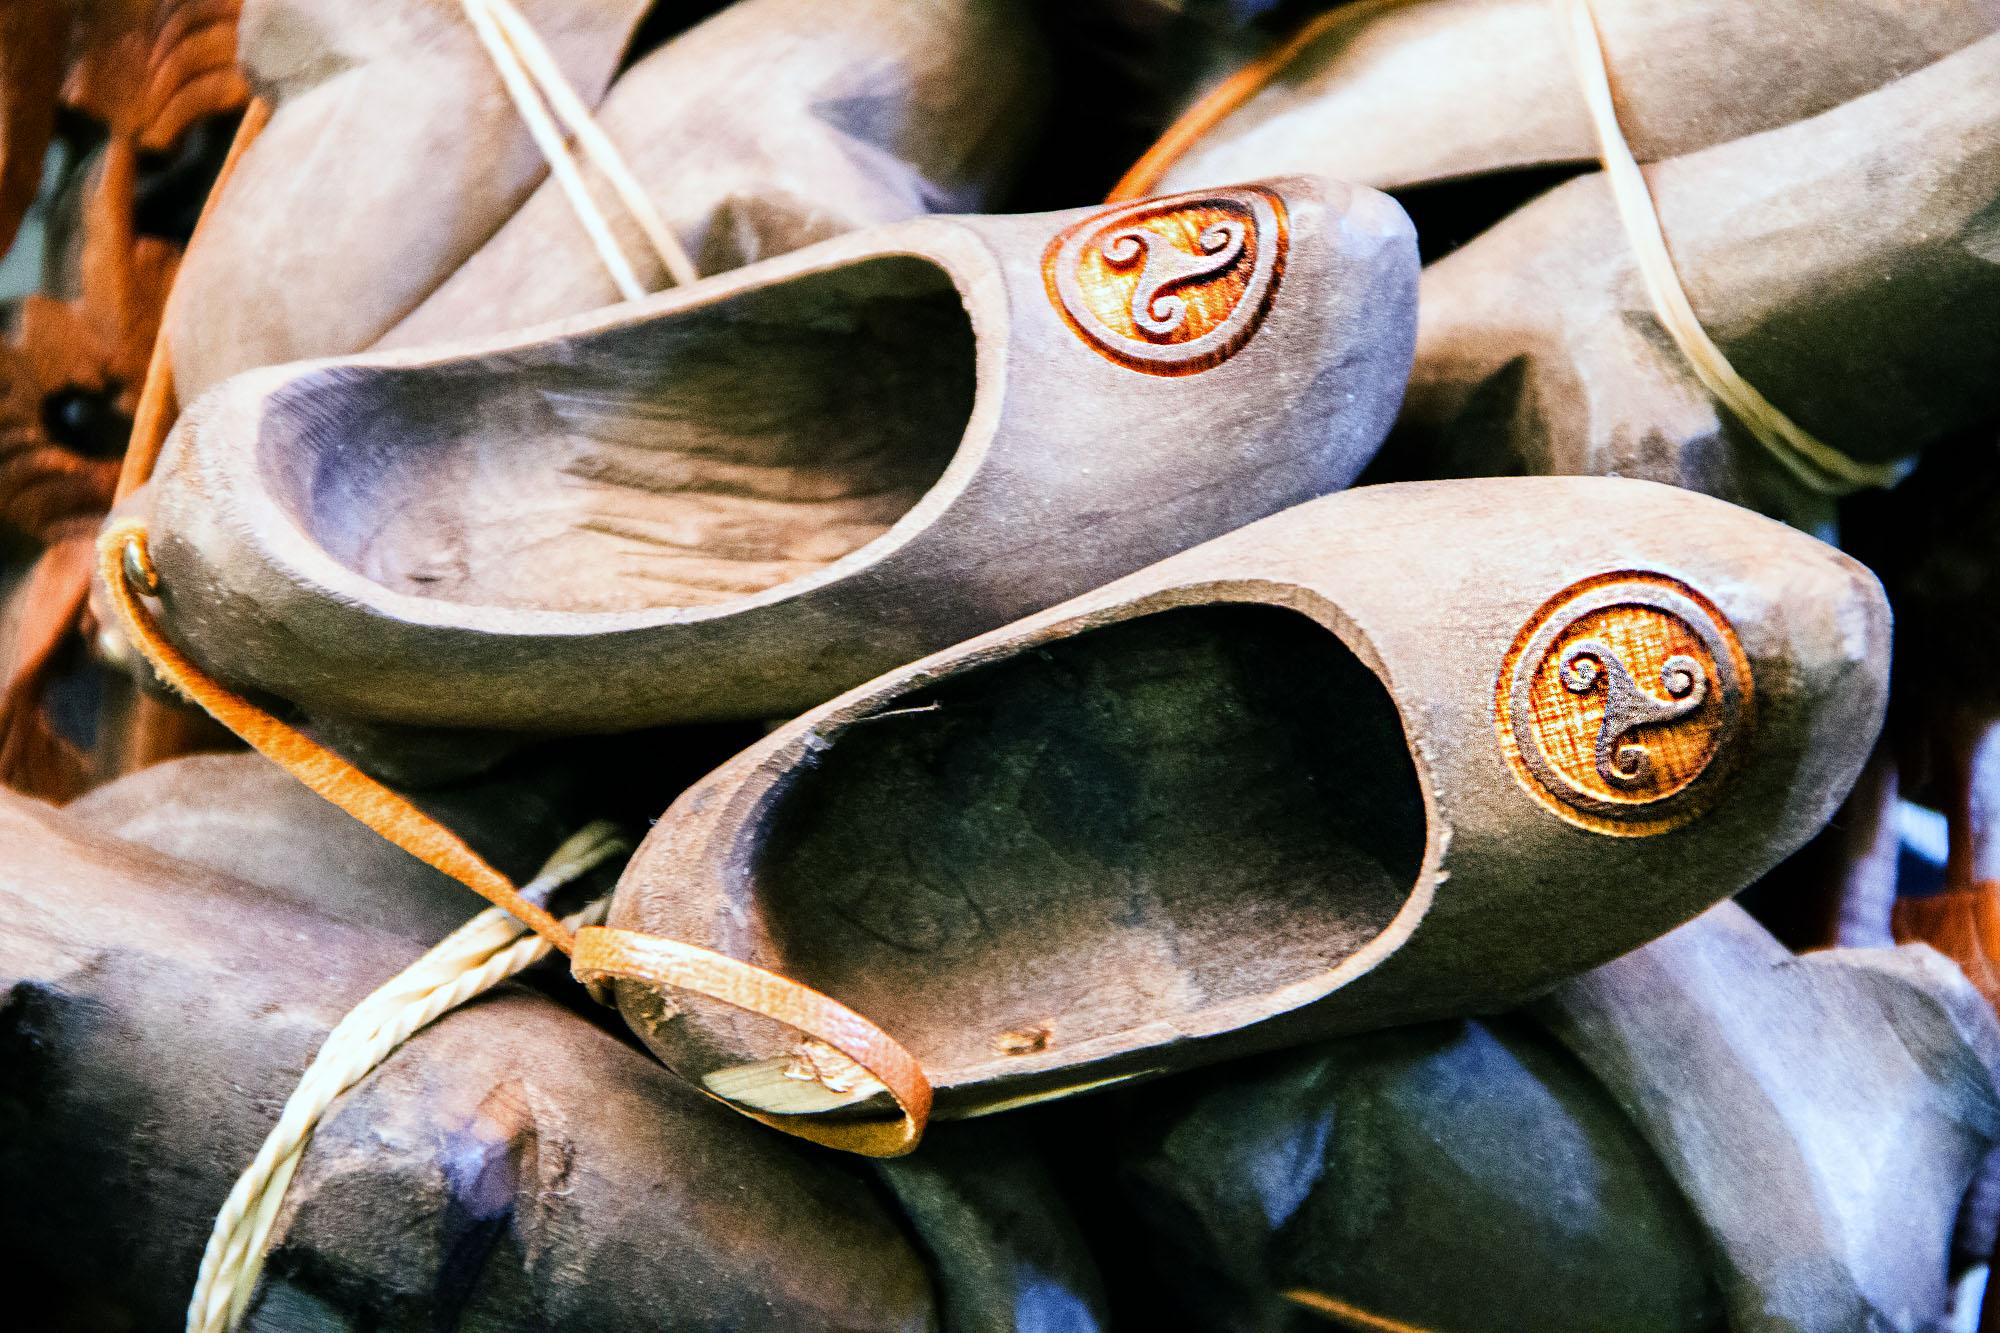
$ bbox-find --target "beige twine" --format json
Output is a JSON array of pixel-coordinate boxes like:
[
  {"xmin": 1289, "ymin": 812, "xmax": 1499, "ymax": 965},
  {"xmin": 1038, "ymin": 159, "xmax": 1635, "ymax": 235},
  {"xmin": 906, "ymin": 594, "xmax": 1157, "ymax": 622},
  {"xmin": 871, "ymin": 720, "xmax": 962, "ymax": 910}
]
[
  {"xmin": 185, "ymin": 821, "xmax": 630, "ymax": 1333},
  {"xmin": 460, "ymin": 0, "xmax": 699, "ymax": 296},
  {"xmin": 1560, "ymin": 0, "xmax": 1910, "ymax": 496}
]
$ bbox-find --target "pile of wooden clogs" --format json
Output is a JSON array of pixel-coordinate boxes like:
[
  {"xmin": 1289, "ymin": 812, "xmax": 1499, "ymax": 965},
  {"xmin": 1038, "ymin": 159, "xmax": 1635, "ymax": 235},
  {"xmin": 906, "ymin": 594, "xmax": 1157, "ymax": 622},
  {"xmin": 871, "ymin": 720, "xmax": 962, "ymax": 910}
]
[{"xmin": 2, "ymin": 2, "xmax": 1999, "ymax": 1329}]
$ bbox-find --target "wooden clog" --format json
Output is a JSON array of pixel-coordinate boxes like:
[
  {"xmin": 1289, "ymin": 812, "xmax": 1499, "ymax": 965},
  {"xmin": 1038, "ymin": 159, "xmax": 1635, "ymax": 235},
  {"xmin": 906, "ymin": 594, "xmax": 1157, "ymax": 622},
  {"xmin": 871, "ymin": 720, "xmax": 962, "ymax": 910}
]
[
  {"xmin": 598, "ymin": 475, "xmax": 1889, "ymax": 1129},
  {"xmin": 1126, "ymin": 0, "xmax": 1991, "ymax": 198},
  {"xmin": 165, "ymin": 0, "xmax": 654, "ymax": 402},
  {"xmin": 0, "ymin": 787, "xmax": 935, "ymax": 1330},
  {"xmin": 1394, "ymin": 34, "xmax": 2000, "ymax": 525},
  {"xmin": 876, "ymin": 1119, "xmax": 1109, "ymax": 1331},
  {"xmin": 168, "ymin": 0, "xmax": 1048, "ymax": 403},
  {"xmin": 142, "ymin": 175, "xmax": 1417, "ymax": 732},
  {"xmin": 381, "ymin": 0, "xmax": 1050, "ymax": 347},
  {"xmin": 64, "ymin": 749, "xmax": 623, "ymax": 942},
  {"xmin": 1118, "ymin": 1018, "xmax": 1723, "ymax": 1332},
  {"xmin": 1537, "ymin": 901, "xmax": 2000, "ymax": 1330}
]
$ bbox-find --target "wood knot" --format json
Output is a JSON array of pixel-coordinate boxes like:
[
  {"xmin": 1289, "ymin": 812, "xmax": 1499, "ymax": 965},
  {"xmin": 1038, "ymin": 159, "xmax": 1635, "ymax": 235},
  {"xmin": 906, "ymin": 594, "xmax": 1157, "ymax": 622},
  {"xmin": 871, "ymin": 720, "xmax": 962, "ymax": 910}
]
[{"xmin": 992, "ymin": 1026, "xmax": 1051, "ymax": 1056}]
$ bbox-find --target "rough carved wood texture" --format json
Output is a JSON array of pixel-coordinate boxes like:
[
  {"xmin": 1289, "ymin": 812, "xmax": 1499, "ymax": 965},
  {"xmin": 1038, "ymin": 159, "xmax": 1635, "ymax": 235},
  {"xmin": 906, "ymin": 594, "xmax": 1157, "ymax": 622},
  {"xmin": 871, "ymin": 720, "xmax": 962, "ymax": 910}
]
[
  {"xmin": 1392, "ymin": 33, "xmax": 2000, "ymax": 528},
  {"xmin": 1537, "ymin": 902, "xmax": 2000, "ymax": 1330},
  {"xmin": 752, "ymin": 604, "xmax": 1424, "ymax": 1077},
  {"xmin": 607, "ymin": 476, "xmax": 1889, "ymax": 1116},
  {"xmin": 1148, "ymin": 0, "xmax": 1995, "ymax": 195},
  {"xmin": 287, "ymin": 262, "xmax": 973, "ymax": 614},
  {"xmin": 1118, "ymin": 1016, "xmax": 1725, "ymax": 1332},
  {"xmin": 0, "ymin": 787, "xmax": 938, "ymax": 1330},
  {"xmin": 144, "ymin": 177, "xmax": 1418, "ymax": 734},
  {"xmin": 378, "ymin": 0, "xmax": 1048, "ymax": 349}
]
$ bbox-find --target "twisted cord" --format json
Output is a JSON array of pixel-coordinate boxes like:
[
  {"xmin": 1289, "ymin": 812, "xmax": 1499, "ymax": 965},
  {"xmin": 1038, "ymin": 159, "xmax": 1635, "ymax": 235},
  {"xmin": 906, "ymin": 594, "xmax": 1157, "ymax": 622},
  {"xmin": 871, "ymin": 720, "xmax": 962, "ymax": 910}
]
[{"xmin": 185, "ymin": 821, "xmax": 629, "ymax": 1333}]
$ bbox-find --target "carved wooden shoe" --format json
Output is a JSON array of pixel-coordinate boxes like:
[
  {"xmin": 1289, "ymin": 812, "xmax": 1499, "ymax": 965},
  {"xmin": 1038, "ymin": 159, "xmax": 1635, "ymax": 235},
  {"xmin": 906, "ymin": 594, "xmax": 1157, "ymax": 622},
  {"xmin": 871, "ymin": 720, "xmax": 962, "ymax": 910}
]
[
  {"xmin": 1538, "ymin": 902, "xmax": 2000, "ymax": 1330},
  {"xmin": 1396, "ymin": 35, "xmax": 2000, "ymax": 527},
  {"xmin": 1118, "ymin": 1018, "xmax": 1723, "ymax": 1331},
  {"xmin": 0, "ymin": 788, "xmax": 935, "ymax": 1330},
  {"xmin": 1122, "ymin": 0, "xmax": 1991, "ymax": 199},
  {"xmin": 142, "ymin": 175, "xmax": 1417, "ymax": 732},
  {"xmin": 594, "ymin": 475, "xmax": 1889, "ymax": 1135},
  {"xmin": 379, "ymin": 0, "xmax": 1050, "ymax": 348},
  {"xmin": 168, "ymin": 0, "xmax": 1049, "ymax": 402}
]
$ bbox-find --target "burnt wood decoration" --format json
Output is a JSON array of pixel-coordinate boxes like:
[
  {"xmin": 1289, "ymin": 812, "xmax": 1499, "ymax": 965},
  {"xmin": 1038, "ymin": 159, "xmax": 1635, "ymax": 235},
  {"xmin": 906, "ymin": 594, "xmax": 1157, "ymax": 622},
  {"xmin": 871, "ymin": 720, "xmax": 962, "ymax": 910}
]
[
  {"xmin": 0, "ymin": 786, "xmax": 937, "ymax": 1330},
  {"xmin": 1132, "ymin": 0, "xmax": 1994, "ymax": 198},
  {"xmin": 140, "ymin": 175, "xmax": 1417, "ymax": 736},
  {"xmin": 1496, "ymin": 572, "xmax": 1750, "ymax": 835},
  {"xmin": 600, "ymin": 476, "xmax": 1888, "ymax": 1130},
  {"xmin": 1043, "ymin": 188, "xmax": 1285, "ymax": 375}
]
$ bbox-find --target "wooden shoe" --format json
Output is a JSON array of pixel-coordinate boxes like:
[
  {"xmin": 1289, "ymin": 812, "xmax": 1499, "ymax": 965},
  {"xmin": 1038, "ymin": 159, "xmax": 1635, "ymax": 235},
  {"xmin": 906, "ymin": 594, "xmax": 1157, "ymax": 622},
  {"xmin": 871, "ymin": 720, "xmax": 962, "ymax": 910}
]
[
  {"xmin": 380, "ymin": 0, "xmax": 1050, "ymax": 347},
  {"xmin": 1538, "ymin": 901, "xmax": 2000, "ymax": 1330},
  {"xmin": 1117, "ymin": 0, "xmax": 1991, "ymax": 200},
  {"xmin": 1395, "ymin": 35, "xmax": 2000, "ymax": 526},
  {"xmin": 169, "ymin": 0, "xmax": 1048, "ymax": 402},
  {"xmin": 1118, "ymin": 1018, "xmax": 1723, "ymax": 1332},
  {"xmin": 876, "ymin": 1119, "xmax": 1109, "ymax": 1330},
  {"xmin": 142, "ymin": 175, "xmax": 1417, "ymax": 732},
  {"xmin": 588, "ymin": 475, "xmax": 1889, "ymax": 1140},
  {"xmin": 0, "ymin": 787, "xmax": 934, "ymax": 1330},
  {"xmin": 165, "ymin": 0, "xmax": 654, "ymax": 403}
]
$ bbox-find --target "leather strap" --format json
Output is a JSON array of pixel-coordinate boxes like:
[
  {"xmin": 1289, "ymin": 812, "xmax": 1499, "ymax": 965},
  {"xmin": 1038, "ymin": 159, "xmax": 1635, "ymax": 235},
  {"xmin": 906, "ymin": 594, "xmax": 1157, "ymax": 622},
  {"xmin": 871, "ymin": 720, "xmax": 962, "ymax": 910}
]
[
  {"xmin": 96, "ymin": 519, "xmax": 933, "ymax": 1154},
  {"xmin": 98, "ymin": 518, "xmax": 575, "ymax": 949},
  {"xmin": 115, "ymin": 95, "xmax": 269, "ymax": 503},
  {"xmin": 574, "ymin": 926, "xmax": 932, "ymax": 1156}
]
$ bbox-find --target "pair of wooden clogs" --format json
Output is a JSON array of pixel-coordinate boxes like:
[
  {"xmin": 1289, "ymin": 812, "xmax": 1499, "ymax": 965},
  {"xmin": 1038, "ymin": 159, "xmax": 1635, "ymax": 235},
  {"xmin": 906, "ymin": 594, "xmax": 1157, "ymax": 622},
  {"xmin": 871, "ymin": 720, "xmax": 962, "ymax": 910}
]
[{"xmin": 121, "ymin": 158, "xmax": 1893, "ymax": 1152}]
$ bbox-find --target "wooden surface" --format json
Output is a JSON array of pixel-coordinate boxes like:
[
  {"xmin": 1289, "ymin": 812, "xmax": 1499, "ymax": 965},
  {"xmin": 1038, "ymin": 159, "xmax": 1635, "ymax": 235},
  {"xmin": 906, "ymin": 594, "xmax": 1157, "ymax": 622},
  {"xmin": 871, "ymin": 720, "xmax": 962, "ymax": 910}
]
[
  {"xmin": 1393, "ymin": 32, "xmax": 2000, "ymax": 527},
  {"xmin": 608, "ymin": 475, "xmax": 1889, "ymax": 1115},
  {"xmin": 143, "ymin": 175, "xmax": 1418, "ymax": 736},
  {"xmin": 1538, "ymin": 902, "xmax": 2000, "ymax": 1329},
  {"xmin": 379, "ymin": 0, "xmax": 1048, "ymax": 348},
  {"xmin": 0, "ymin": 785, "xmax": 937, "ymax": 1329},
  {"xmin": 1146, "ymin": 0, "xmax": 1992, "ymax": 195},
  {"xmin": 1118, "ymin": 1016, "xmax": 1724, "ymax": 1332}
]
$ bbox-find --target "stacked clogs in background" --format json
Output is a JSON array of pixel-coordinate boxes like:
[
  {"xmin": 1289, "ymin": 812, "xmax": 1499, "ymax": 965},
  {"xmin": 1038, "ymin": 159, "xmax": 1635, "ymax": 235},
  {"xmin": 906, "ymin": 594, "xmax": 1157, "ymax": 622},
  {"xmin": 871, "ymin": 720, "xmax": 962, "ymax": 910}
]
[{"xmin": 1, "ymin": 2, "xmax": 1998, "ymax": 1330}]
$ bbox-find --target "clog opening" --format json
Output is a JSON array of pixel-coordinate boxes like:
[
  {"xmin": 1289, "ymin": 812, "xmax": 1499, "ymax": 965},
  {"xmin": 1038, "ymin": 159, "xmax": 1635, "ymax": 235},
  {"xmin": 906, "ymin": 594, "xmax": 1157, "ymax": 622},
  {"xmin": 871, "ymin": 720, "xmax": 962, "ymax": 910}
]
[
  {"xmin": 749, "ymin": 602, "xmax": 1427, "ymax": 1080},
  {"xmin": 259, "ymin": 256, "xmax": 973, "ymax": 613}
]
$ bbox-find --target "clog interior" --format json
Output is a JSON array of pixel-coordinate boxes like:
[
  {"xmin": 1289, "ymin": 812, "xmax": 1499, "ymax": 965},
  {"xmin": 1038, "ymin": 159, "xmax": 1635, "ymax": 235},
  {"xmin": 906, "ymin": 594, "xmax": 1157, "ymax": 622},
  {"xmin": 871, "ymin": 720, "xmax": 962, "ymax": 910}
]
[
  {"xmin": 260, "ymin": 256, "xmax": 974, "ymax": 612},
  {"xmin": 752, "ymin": 603, "xmax": 1427, "ymax": 1076}
]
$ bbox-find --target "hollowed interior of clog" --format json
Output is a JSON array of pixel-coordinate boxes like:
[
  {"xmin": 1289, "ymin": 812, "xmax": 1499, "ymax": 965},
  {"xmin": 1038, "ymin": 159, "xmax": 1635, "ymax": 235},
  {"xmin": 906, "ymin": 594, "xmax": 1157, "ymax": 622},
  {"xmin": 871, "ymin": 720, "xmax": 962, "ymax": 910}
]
[
  {"xmin": 750, "ymin": 602, "xmax": 1426, "ymax": 1079},
  {"xmin": 260, "ymin": 256, "xmax": 974, "ymax": 612}
]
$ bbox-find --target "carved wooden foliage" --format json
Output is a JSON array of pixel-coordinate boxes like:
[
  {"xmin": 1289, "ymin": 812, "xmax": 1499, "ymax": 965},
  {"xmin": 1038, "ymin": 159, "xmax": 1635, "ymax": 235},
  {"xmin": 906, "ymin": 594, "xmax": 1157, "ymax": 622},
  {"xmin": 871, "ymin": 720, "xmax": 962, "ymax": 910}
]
[{"xmin": 0, "ymin": 0, "xmax": 246, "ymax": 801}]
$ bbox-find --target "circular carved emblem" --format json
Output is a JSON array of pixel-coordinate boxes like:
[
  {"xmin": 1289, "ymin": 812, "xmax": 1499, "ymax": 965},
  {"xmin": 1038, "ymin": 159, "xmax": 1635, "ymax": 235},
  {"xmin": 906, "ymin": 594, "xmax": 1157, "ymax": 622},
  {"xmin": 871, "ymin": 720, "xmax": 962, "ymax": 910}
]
[
  {"xmin": 1495, "ymin": 572, "xmax": 1752, "ymax": 836},
  {"xmin": 1042, "ymin": 187, "xmax": 1286, "ymax": 376}
]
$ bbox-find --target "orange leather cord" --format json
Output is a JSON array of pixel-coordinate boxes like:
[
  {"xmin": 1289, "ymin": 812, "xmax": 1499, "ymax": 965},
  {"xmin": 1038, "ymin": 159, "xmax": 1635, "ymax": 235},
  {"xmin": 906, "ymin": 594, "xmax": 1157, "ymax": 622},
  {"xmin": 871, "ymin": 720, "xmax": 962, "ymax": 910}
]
[
  {"xmin": 98, "ymin": 518, "xmax": 934, "ymax": 1155},
  {"xmin": 98, "ymin": 518, "xmax": 575, "ymax": 950},
  {"xmin": 115, "ymin": 94, "xmax": 268, "ymax": 503},
  {"xmin": 574, "ymin": 926, "xmax": 933, "ymax": 1156},
  {"xmin": 1893, "ymin": 882, "xmax": 2000, "ymax": 1013},
  {"xmin": 1106, "ymin": 8, "xmax": 1350, "ymax": 203}
]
